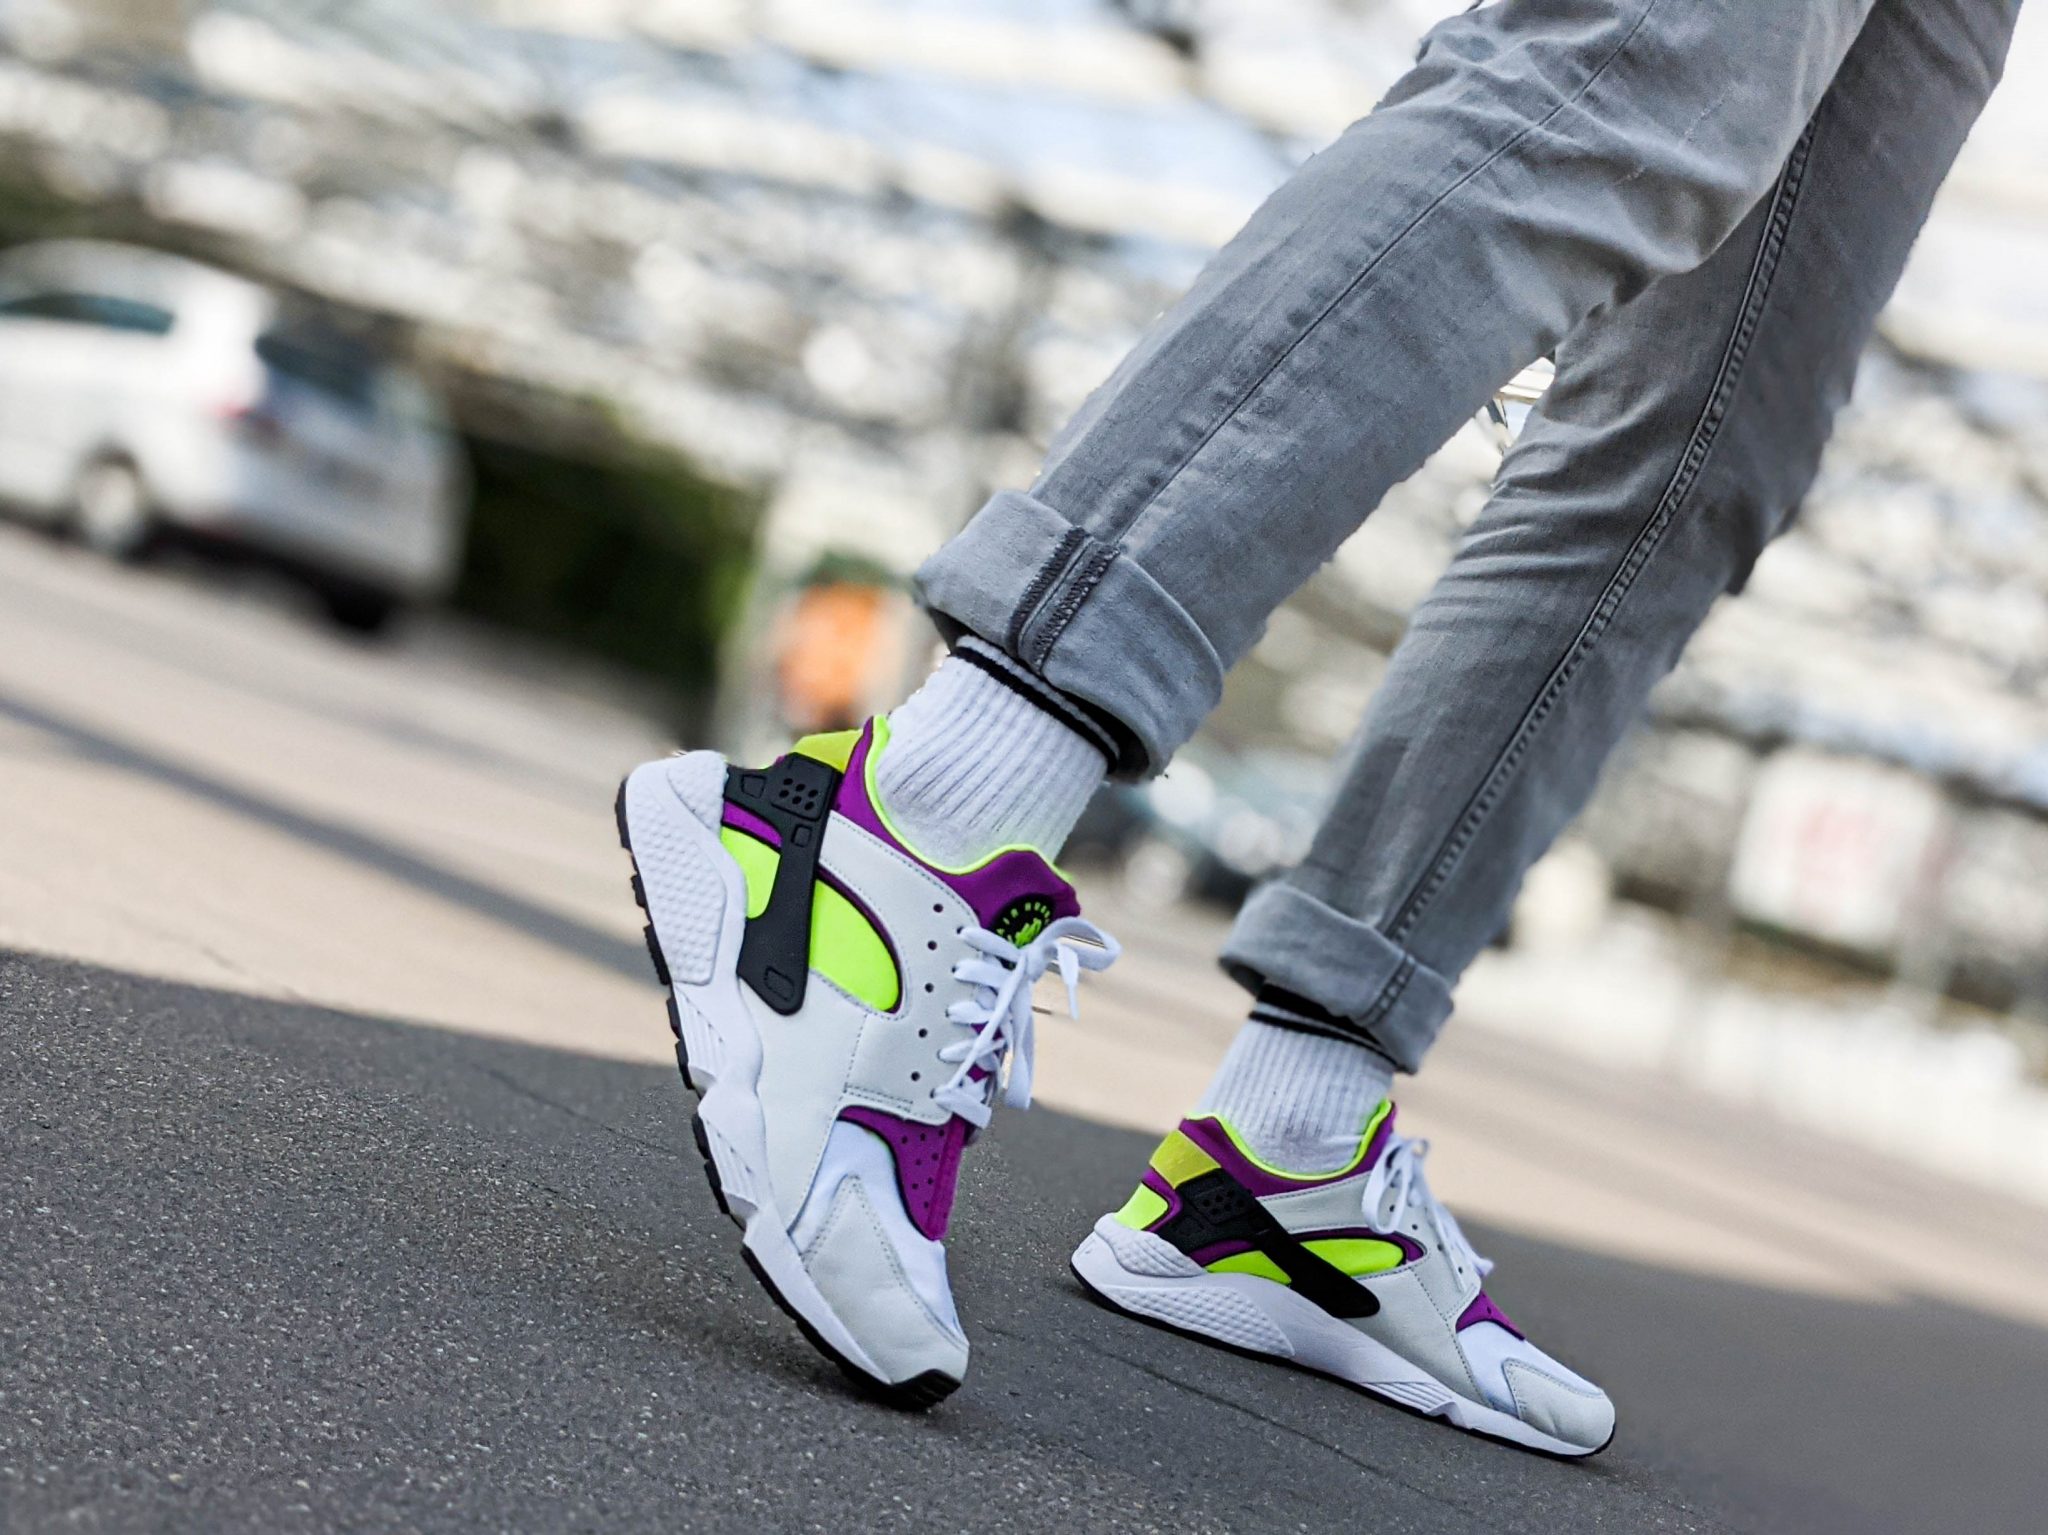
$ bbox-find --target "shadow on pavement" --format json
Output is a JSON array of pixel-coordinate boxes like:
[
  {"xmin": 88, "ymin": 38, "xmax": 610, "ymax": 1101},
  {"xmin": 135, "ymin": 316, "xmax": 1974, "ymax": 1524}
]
[
  {"xmin": 2, "ymin": 568, "xmax": 624, "ymax": 810},
  {"xmin": 5, "ymin": 951, "xmax": 2044, "ymax": 1534},
  {"xmin": 0, "ymin": 689, "xmax": 649, "ymax": 983}
]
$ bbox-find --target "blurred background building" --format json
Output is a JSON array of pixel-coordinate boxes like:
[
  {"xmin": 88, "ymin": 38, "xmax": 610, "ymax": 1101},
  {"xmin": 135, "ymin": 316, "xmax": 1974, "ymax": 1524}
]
[{"xmin": 5, "ymin": 0, "xmax": 2048, "ymax": 1193}]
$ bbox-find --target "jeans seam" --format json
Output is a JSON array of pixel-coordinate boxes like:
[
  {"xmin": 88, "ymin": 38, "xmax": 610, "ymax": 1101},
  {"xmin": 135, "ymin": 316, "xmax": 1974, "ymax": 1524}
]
[
  {"xmin": 1100, "ymin": 0, "xmax": 1664, "ymax": 551},
  {"xmin": 1384, "ymin": 116, "xmax": 1820, "ymax": 946},
  {"xmin": 1358, "ymin": 952, "xmax": 1416, "ymax": 1031},
  {"xmin": 1029, "ymin": 539, "xmax": 1118, "ymax": 669},
  {"xmin": 1005, "ymin": 525, "xmax": 1086, "ymax": 658}
]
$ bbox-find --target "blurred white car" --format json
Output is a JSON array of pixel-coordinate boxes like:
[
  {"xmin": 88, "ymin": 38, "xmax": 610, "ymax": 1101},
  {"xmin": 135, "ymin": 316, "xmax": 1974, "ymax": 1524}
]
[{"xmin": 0, "ymin": 240, "xmax": 466, "ymax": 630}]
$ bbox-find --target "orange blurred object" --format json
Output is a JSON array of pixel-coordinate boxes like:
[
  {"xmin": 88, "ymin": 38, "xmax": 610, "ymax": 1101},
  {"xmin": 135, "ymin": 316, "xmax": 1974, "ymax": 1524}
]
[{"xmin": 775, "ymin": 580, "xmax": 888, "ymax": 733}]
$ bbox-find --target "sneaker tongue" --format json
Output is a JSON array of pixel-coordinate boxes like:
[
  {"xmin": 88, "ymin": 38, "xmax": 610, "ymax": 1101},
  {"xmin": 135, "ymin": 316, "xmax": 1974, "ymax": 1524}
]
[{"xmin": 936, "ymin": 850, "xmax": 1079, "ymax": 945}]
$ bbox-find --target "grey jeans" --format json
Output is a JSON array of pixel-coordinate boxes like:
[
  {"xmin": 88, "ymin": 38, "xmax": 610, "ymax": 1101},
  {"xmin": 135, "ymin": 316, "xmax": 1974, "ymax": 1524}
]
[{"xmin": 916, "ymin": 0, "xmax": 2021, "ymax": 1070}]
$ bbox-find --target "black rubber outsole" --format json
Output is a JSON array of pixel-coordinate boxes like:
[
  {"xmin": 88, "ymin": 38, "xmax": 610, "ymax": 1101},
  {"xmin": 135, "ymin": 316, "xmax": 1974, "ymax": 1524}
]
[
  {"xmin": 615, "ymin": 773, "xmax": 960, "ymax": 1413},
  {"xmin": 1070, "ymin": 1262, "xmax": 1614, "ymax": 1463}
]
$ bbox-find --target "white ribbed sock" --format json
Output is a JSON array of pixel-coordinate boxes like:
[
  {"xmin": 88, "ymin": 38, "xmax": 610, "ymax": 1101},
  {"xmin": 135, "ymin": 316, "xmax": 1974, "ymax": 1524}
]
[
  {"xmin": 874, "ymin": 644, "xmax": 1107, "ymax": 868},
  {"xmin": 1195, "ymin": 1021, "xmax": 1395, "ymax": 1174}
]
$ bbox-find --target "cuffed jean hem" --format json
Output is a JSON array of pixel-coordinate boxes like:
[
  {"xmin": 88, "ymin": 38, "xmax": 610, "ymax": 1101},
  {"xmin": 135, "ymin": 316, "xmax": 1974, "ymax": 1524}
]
[
  {"xmin": 1219, "ymin": 883, "xmax": 1453, "ymax": 1074},
  {"xmin": 912, "ymin": 488, "xmax": 1223, "ymax": 777}
]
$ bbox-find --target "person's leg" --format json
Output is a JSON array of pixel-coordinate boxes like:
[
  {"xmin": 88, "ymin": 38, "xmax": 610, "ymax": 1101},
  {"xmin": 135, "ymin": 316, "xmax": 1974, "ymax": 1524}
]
[
  {"xmin": 1217, "ymin": 0, "xmax": 2021, "ymax": 1076},
  {"xmin": 917, "ymin": 0, "xmax": 1875, "ymax": 781},
  {"xmin": 617, "ymin": 0, "xmax": 1930, "ymax": 1415},
  {"xmin": 1076, "ymin": 0, "xmax": 2020, "ymax": 1459}
]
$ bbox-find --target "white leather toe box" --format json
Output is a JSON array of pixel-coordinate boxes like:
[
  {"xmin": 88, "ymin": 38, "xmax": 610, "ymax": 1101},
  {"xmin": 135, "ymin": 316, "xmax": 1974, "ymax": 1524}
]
[
  {"xmin": 792, "ymin": 1122, "xmax": 969, "ymax": 1386},
  {"xmin": 1460, "ymin": 1322, "xmax": 1615, "ymax": 1450}
]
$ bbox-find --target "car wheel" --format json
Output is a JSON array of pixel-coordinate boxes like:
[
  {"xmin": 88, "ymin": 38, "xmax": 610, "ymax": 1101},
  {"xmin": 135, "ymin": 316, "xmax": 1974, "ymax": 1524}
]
[
  {"xmin": 319, "ymin": 582, "xmax": 399, "ymax": 636},
  {"xmin": 69, "ymin": 458, "xmax": 155, "ymax": 561}
]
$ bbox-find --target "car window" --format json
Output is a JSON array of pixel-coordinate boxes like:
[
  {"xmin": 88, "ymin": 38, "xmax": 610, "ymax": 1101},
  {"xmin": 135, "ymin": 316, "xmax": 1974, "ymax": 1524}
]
[
  {"xmin": 0, "ymin": 290, "xmax": 175, "ymax": 334},
  {"xmin": 255, "ymin": 325, "xmax": 380, "ymax": 414}
]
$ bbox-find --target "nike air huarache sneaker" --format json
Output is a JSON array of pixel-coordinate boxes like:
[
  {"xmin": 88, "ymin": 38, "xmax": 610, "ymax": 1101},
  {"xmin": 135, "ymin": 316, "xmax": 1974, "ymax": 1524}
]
[
  {"xmin": 618, "ymin": 718, "xmax": 1116, "ymax": 1406},
  {"xmin": 1072, "ymin": 1102, "xmax": 1615, "ymax": 1456}
]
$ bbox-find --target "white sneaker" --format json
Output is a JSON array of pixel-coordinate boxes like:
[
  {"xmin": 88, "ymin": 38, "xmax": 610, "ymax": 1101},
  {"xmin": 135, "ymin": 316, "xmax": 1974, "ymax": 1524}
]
[
  {"xmin": 618, "ymin": 718, "xmax": 1115, "ymax": 1406},
  {"xmin": 1071, "ymin": 1103, "xmax": 1616, "ymax": 1456}
]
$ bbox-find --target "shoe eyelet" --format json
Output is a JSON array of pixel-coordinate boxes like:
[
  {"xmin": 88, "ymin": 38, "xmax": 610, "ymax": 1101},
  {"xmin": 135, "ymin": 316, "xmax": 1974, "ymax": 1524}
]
[{"xmin": 910, "ymin": 1072, "xmax": 921, "ymax": 1083}]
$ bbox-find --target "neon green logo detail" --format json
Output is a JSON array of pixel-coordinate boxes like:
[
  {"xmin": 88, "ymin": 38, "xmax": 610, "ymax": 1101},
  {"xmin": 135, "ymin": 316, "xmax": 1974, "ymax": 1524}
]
[
  {"xmin": 719, "ymin": 826, "xmax": 901, "ymax": 1011},
  {"xmin": 990, "ymin": 894, "xmax": 1055, "ymax": 946}
]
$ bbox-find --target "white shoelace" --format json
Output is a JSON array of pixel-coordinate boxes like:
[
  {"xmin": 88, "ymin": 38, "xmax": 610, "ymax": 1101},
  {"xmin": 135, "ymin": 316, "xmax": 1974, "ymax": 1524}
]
[
  {"xmin": 931, "ymin": 917, "xmax": 1119, "ymax": 1129},
  {"xmin": 1361, "ymin": 1131, "xmax": 1494, "ymax": 1281}
]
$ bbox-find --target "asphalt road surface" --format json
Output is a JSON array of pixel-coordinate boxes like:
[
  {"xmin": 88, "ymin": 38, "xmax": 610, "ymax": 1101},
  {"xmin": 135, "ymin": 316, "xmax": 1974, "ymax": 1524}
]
[{"xmin": 5, "ymin": 527, "xmax": 2048, "ymax": 1534}]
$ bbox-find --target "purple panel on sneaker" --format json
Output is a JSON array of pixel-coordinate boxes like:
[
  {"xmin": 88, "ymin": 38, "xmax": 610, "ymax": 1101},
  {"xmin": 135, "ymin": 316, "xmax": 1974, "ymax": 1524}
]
[
  {"xmin": 834, "ymin": 721, "xmax": 1082, "ymax": 933},
  {"xmin": 1456, "ymin": 1290, "xmax": 1525, "ymax": 1339},
  {"xmin": 1140, "ymin": 1168, "xmax": 1182, "ymax": 1225},
  {"xmin": 1177, "ymin": 1114, "xmax": 1394, "ymax": 1199},
  {"xmin": 839, "ymin": 1105, "xmax": 969, "ymax": 1241},
  {"xmin": 722, "ymin": 803, "xmax": 780, "ymax": 846},
  {"xmin": 942, "ymin": 848, "xmax": 1084, "ymax": 936}
]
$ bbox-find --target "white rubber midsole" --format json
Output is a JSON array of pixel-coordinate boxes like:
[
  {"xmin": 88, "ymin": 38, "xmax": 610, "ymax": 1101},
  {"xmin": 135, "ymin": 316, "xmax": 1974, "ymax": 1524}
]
[
  {"xmin": 621, "ymin": 754, "xmax": 894, "ymax": 1384},
  {"xmin": 1071, "ymin": 1217, "xmax": 1600, "ymax": 1457}
]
